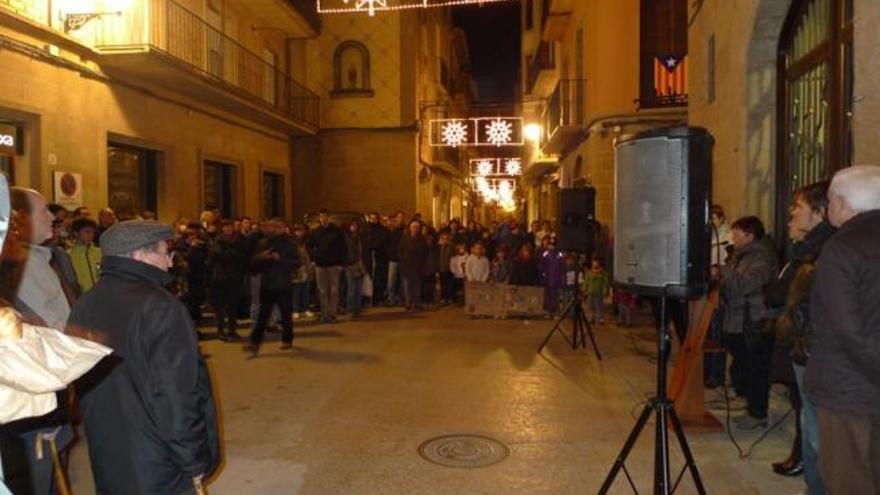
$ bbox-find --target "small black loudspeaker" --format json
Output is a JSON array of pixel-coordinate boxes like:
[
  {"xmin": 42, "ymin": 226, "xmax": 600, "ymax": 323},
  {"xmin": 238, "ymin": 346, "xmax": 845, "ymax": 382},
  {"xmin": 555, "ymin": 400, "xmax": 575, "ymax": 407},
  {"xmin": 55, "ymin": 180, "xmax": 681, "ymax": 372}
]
[
  {"xmin": 613, "ymin": 126, "xmax": 713, "ymax": 298},
  {"xmin": 556, "ymin": 187, "xmax": 596, "ymax": 254}
]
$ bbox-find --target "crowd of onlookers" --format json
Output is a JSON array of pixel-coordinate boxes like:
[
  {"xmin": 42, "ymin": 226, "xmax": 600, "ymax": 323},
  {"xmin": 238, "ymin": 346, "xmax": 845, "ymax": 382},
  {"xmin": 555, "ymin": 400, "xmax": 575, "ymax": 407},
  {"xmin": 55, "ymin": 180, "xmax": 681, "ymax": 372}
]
[
  {"xmin": 705, "ymin": 167, "xmax": 880, "ymax": 495},
  {"xmin": 45, "ymin": 206, "xmax": 627, "ymax": 350},
  {"xmin": 2, "ymin": 164, "xmax": 879, "ymax": 495}
]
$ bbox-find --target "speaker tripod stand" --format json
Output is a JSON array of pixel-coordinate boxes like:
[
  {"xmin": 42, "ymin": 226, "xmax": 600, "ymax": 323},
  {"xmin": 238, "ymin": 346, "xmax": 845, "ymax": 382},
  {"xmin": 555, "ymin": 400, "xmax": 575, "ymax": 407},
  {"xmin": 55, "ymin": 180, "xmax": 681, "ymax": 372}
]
[
  {"xmin": 598, "ymin": 293, "xmax": 706, "ymax": 495},
  {"xmin": 537, "ymin": 282, "xmax": 602, "ymax": 360}
]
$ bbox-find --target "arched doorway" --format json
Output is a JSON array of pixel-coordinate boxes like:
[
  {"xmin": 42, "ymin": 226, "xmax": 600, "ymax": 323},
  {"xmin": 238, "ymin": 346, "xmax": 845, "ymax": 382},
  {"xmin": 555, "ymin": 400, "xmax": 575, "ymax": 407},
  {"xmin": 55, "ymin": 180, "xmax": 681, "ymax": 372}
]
[{"xmin": 776, "ymin": 0, "xmax": 853, "ymax": 233}]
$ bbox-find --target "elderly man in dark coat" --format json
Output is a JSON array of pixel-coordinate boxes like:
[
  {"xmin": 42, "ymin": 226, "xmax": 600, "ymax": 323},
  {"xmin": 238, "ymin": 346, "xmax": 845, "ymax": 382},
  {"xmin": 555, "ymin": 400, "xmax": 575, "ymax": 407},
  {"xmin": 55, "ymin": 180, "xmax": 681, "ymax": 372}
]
[
  {"xmin": 68, "ymin": 220, "xmax": 220, "ymax": 495},
  {"xmin": 806, "ymin": 165, "xmax": 880, "ymax": 495}
]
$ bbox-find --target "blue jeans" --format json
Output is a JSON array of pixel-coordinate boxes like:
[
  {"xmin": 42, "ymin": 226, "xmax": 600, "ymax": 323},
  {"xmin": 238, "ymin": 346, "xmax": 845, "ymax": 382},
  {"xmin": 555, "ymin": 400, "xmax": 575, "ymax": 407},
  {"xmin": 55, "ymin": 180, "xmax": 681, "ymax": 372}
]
[
  {"xmin": 345, "ymin": 271, "xmax": 364, "ymax": 316},
  {"xmin": 794, "ymin": 363, "xmax": 825, "ymax": 495},
  {"xmin": 387, "ymin": 261, "xmax": 401, "ymax": 305},
  {"xmin": 292, "ymin": 282, "xmax": 310, "ymax": 313}
]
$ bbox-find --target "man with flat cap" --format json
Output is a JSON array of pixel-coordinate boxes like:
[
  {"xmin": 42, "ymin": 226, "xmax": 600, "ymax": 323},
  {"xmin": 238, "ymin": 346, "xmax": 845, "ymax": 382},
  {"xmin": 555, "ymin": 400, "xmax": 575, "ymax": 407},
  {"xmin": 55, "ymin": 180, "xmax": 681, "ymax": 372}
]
[{"xmin": 67, "ymin": 220, "xmax": 220, "ymax": 495}]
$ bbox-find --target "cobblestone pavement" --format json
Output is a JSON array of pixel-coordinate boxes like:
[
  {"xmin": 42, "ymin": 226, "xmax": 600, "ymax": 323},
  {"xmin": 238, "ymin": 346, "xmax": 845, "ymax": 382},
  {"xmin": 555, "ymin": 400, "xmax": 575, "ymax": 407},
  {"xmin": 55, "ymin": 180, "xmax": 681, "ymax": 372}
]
[{"xmin": 69, "ymin": 305, "xmax": 805, "ymax": 494}]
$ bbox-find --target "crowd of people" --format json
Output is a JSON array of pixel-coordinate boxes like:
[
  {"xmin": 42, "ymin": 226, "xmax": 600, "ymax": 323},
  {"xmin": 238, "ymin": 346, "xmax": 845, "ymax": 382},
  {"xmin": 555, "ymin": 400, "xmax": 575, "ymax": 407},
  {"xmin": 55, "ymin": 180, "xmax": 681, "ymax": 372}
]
[
  {"xmin": 44, "ymin": 206, "xmax": 625, "ymax": 353},
  {"xmin": 1, "ymin": 164, "xmax": 878, "ymax": 495},
  {"xmin": 705, "ymin": 166, "xmax": 880, "ymax": 495}
]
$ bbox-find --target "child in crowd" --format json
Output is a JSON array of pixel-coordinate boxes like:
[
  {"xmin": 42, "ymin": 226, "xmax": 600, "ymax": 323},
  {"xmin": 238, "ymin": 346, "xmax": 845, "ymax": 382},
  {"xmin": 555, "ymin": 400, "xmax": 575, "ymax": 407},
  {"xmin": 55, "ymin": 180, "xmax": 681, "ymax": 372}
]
[
  {"xmin": 67, "ymin": 218, "xmax": 102, "ymax": 292},
  {"xmin": 613, "ymin": 288, "xmax": 637, "ymax": 327},
  {"xmin": 437, "ymin": 232, "xmax": 456, "ymax": 304},
  {"xmin": 490, "ymin": 248, "xmax": 512, "ymax": 284},
  {"xmin": 465, "ymin": 242, "xmax": 490, "ymax": 283},
  {"xmin": 538, "ymin": 236, "xmax": 565, "ymax": 314},
  {"xmin": 449, "ymin": 242, "xmax": 468, "ymax": 303},
  {"xmin": 582, "ymin": 259, "xmax": 611, "ymax": 324}
]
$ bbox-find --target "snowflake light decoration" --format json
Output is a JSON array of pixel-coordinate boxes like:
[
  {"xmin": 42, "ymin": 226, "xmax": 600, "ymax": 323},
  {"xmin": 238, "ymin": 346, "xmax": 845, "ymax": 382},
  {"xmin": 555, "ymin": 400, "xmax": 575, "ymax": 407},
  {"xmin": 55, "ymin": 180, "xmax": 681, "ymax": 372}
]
[
  {"xmin": 504, "ymin": 158, "xmax": 522, "ymax": 176},
  {"xmin": 441, "ymin": 120, "xmax": 468, "ymax": 147},
  {"xmin": 485, "ymin": 118, "xmax": 513, "ymax": 146},
  {"xmin": 340, "ymin": 0, "xmax": 387, "ymax": 16},
  {"xmin": 476, "ymin": 159, "xmax": 494, "ymax": 176}
]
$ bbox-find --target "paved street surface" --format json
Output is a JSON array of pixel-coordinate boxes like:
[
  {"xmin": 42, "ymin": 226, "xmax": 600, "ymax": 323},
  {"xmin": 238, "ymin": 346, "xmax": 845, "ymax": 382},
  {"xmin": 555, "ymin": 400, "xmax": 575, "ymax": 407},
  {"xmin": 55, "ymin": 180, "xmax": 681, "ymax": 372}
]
[{"xmin": 69, "ymin": 306, "xmax": 803, "ymax": 494}]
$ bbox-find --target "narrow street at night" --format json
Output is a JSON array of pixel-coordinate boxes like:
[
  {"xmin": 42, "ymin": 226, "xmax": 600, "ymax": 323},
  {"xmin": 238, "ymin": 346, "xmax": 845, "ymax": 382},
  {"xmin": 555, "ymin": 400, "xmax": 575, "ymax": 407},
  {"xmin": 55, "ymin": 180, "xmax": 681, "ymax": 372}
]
[
  {"xmin": 2, "ymin": 0, "xmax": 879, "ymax": 493},
  {"xmin": 67, "ymin": 308, "xmax": 803, "ymax": 495}
]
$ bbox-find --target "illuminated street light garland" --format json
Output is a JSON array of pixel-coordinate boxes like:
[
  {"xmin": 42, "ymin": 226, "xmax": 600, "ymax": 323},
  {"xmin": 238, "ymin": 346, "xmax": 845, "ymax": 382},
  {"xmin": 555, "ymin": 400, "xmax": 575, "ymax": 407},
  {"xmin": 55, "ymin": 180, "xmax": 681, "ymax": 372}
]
[
  {"xmin": 468, "ymin": 157, "xmax": 520, "ymax": 210},
  {"xmin": 430, "ymin": 117, "xmax": 523, "ymax": 147},
  {"xmin": 318, "ymin": 0, "xmax": 515, "ymax": 16},
  {"xmin": 469, "ymin": 157, "xmax": 523, "ymax": 177}
]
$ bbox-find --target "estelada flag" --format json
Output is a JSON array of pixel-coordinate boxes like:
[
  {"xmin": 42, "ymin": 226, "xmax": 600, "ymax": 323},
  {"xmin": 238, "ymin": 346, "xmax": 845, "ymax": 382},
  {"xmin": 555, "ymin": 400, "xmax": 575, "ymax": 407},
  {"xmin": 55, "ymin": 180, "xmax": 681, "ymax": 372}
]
[{"xmin": 654, "ymin": 54, "xmax": 687, "ymax": 97}]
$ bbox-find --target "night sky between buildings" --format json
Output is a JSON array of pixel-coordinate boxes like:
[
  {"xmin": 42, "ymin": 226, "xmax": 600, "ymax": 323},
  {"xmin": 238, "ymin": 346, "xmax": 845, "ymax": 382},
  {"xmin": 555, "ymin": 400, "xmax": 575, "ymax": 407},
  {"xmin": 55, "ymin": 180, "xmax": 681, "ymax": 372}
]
[{"xmin": 452, "ymin": 2, "xmax": 521, "ymax": 102}]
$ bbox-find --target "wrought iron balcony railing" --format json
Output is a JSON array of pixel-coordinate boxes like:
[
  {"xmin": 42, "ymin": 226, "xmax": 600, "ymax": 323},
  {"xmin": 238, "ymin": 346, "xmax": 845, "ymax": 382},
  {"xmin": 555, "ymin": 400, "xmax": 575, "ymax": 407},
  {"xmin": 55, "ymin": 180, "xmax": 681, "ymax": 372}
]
[
  {"xmin": 96, "ymin": 0, "xmax": 319, "ymax": 129},
  {"xmin": 165, "ymin": 1, "xmax": 318, "ymax": 127},
  {"xmin": 542, "ymin": 78, "xmax": 586, "ymax": 153}
]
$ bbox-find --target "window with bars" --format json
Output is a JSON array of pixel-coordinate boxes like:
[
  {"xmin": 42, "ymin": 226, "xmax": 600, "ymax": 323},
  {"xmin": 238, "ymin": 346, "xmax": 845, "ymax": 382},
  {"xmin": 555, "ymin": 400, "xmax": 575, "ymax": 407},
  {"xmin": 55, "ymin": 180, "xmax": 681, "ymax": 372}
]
[{"xmin": 777, "ymin": 0, "xmax": 853, "ymax": 233}]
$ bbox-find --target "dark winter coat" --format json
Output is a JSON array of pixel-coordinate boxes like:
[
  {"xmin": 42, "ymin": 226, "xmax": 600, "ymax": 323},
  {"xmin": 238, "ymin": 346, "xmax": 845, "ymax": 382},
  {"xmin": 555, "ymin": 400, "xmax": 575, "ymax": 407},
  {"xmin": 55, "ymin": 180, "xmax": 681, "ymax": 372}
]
[
  {"xmin": 438, "ymin": 243, "xmax": 455, "ymax": 274},
  {"xmin": 308, "ymin": 223, "xmax": 347, "ymax": 267},
  {"xmin": 398, "ymin": 233, "xmax": 428, "ymax": 277},
  {"xmin": 387, "ymin": 227, "xmax": 405, "ymax": 263},
  {"xmin": 719, "ymin": 236, "xmax": 778, "ymax": 334},
  {"xmin": 252, "ymin": 234, "xmax": 300, "ymax": 292},
  {"xmin": 768, "ymin": 222, "xmax": 835, "ymax": 365},
  {"xmin": 208, "ymin": 233, "xmax": 248, "ymax": 282},
  {"xmin": 67, "ymin": 256, "xmax": 220, "ymax": 495},
  {"xmin": 806, "ymin": 210, "xmax": 880, "ymax": 416},
  {"xmin": 510, "ymin": 258, "xmax": 541, "ymax": 286},
  {"xmin": 365, "ymin": 222, "xmax": 389, "ymax": 262},
  {"xmin": 345, "ymin": 232, "xmax": 372, "ymax": 275}
]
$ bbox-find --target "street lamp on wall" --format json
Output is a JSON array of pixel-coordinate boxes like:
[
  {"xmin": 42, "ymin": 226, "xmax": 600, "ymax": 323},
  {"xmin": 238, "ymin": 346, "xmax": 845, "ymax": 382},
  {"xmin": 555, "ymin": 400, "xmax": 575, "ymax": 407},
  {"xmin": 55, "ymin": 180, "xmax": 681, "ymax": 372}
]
[
  {"xmin": 63, "ymin": 11, "xmax": 121, "ymax": 32},
  {"xmin": 61, "ymin": 0, "xmax": 132, "ymax": 33},
  {"xmin": 523, "ymin": 123, "xmax": 542, "ymax": 143}
]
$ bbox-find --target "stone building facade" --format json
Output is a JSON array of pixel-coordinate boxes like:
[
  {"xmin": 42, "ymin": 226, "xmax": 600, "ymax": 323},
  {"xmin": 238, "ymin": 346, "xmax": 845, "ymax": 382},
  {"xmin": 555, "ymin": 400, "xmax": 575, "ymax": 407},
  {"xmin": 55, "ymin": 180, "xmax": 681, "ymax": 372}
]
[
  {"xmin": 520, "ymin": 0, "xmax": 687, "ymax": 230},
  {"xmin": 688, "ymin": 0, "xmax": 878, "ymax": 233},
  {"xmin": 0, "ymin": 0, "xmax": 319, "ymax": 221},
  {"xmin": 292, "ymin": 8, "xmax": 473, "ymax": 224}
]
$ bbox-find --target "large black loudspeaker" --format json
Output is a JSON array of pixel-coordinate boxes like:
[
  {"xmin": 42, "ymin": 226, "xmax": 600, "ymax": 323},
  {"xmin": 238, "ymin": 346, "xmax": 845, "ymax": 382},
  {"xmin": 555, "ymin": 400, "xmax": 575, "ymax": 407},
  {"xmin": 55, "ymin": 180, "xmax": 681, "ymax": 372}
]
[
  {"xmin": 556, "ymin": 187, "xmax": 596, "ymax": 254},
  {"xmin": 613, "ymin": 126, "xmax": 713, "ymax": 298}
]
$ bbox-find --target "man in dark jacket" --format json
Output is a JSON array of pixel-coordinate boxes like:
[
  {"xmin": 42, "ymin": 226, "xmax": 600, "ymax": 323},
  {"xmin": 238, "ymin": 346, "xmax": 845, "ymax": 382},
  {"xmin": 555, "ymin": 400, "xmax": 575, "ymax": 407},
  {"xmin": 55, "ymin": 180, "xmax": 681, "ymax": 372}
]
[
  {"xmin": 806, "ymin": 165, "xmax": 880, "ymax": 495},
  {"xmin": 398, "ymin": 220, "xmax": 428, "ymax": 310},
  {"xmin": 67, "ymin": 220, "xmax": 220, "ymax": 495},
  {"xmin": 247, "ymin": 218, "xmax": 300, "ymax": 352},
  {"xmin": 308, "ymin": 211, "xmax": 347, "ymax": 323},
  {"xmin": 208, "ymin": 219, "xmax": 248, "ymax": 342},
  {"xmin": 365, "ymin": 212, "xmax": 389, "ymax": 305},
  {"xmin": 385, "ymin": 211, "xmax": 405, "ymax": 306}
]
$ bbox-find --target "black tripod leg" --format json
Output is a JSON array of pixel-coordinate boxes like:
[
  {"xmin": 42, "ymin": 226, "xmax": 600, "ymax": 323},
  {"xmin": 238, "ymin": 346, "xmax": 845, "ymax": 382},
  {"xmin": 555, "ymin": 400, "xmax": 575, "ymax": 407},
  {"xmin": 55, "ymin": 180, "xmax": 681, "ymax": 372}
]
[
  {"xmin": 598, "ymin": 401, "xmax": 655, "ymax": 495},
  {"xmin": 537, "ymin": 298, "xmax": 575, "ymax": 352},
  {"xmin": 667, "ymin": 405, "xmax": 707, "ymax": 495},
  {"xmin": 580, "ymin": 307, "xmax": 603, "ymax": 360},
  {"xmin": 655, "ymin": 403, "xmax": 671, "ymax": 495}
]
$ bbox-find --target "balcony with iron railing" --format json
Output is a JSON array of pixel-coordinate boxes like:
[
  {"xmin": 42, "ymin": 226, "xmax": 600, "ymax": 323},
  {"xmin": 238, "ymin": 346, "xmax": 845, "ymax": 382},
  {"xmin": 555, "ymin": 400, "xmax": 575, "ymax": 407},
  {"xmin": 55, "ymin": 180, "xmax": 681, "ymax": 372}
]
[
  {"xmin": 93, "ymin": 0, "xmax": 319, "ymax": 133},
  {"xmin": 542, "ymin": 79, "xmax": 586, "ymax": 154},
  {"xmin": 526, "ymin": 41, "xmax": 557, "ymax": 97}
]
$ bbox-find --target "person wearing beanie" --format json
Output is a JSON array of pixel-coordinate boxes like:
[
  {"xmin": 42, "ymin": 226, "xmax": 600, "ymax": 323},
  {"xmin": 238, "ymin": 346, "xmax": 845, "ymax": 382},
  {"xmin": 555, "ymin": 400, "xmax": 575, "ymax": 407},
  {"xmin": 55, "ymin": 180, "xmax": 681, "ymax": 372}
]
[{"xmin": 67, "ymin": 220, "xmax": 220, "ymax": 495}]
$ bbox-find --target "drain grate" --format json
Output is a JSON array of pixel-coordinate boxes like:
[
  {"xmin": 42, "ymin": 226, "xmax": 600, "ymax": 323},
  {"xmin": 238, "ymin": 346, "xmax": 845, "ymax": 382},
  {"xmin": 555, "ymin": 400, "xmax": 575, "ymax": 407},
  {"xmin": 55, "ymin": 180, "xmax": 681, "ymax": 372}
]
[{"xmin": 418, "ymin": 434, "xmax": 509, "ymax": 469}]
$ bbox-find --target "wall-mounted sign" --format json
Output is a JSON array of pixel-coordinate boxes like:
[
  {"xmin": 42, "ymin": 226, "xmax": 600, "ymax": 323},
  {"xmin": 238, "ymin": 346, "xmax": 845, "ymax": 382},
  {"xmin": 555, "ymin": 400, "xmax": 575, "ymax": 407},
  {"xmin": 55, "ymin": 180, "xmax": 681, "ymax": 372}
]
[
  {"xmin": 430, "ymin": 117, "xmax": 524, "ymax": 148},
  {"xmin": 0, "ymin": 123, "xmax": 18, "ymax": 154},
  {"xmin": 53, "ymin": 171, "xmax": 83, "ymax": 209}
]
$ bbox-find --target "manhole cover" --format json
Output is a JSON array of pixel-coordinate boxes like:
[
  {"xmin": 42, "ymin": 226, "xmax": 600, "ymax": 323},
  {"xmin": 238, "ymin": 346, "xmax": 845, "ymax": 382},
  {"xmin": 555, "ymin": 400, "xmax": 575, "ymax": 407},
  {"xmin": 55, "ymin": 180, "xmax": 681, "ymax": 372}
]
[{"xmin": 418, "ymin": 434, "xmax": 509, "ymax": 468}]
